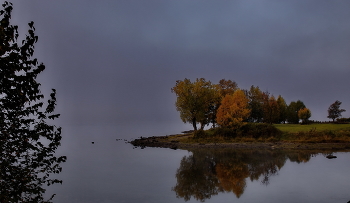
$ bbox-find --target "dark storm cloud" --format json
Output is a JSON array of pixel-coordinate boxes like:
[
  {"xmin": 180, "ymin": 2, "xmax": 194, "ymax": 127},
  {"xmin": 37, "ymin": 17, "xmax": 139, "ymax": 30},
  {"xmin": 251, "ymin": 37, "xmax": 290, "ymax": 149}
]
[{"xmin": 7, "ymin": 0, "xmax": 350, "ymax": 129}]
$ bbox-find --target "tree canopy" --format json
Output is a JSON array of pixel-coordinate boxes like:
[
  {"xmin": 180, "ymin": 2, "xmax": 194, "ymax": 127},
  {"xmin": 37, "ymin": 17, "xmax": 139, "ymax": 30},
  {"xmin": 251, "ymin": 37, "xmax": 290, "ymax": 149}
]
[
  {"xmin": 0, "ymin": 2, "xmax": 66, "ymax": 202},
  {"xmin": 287, "ymin": 100, "xmax": 306, "ymax": 124},
  {"xmin": 246, "ymin": 85, "xmax": 264, "ymax": 123},
  {"xmin": 298, "ymin": 108, "xmax": 312, "ymax": 124},
  {"xmin": 210, "ymin": 79, "xmax": 238, "ymax": 127},
  {"xmin": 327, "ymin": 100, "xmax": 346, "ymax": 122},
  {"xmin": 276, "ymin": 95, "xmax": 287, "ymax": 124},
  {"xmin": 262, "ymin": 94, "xmax": 279, "ymax": 124},
  {"xmin": 172, "ymin": 78, "xmax": 316, "ymax": 129},
  {"xmin": 216, "ymin": 90, "xmax": 250, "ymax": 128},
  {"xmin": 171, "ymin": 78, "xmax": 218, "ymax": 130},
  {"xmin": 216, "ymin": 79, "xmax": 238, "ymax": 98}
]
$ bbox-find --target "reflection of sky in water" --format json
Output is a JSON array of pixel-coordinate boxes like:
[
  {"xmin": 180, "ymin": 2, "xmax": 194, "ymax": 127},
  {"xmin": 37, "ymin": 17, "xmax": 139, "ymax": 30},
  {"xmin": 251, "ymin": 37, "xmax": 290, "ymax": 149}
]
[
  {"xmin": 46, "ymin": 125, "xmax": 350, "ymax": 203},
  {"xmin": 242, "ymin": 153, "xmax": 350, "ymax": 203}
]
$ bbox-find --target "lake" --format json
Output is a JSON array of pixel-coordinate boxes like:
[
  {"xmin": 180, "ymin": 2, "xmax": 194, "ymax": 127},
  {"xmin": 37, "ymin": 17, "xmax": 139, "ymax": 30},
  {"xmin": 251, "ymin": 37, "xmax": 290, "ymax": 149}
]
[{"xmin": 45, "ymin": 125, "xmax": 350, "ymax": 203}]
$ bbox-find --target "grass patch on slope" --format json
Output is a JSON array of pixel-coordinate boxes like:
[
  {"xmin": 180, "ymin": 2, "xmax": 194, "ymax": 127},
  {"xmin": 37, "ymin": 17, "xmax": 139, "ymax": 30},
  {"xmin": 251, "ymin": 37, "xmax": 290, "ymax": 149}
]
[
  {"xmin": 274, "ymin": 123, "xmax": 350, "ymax": 133},
  {"xmin": 274, "ymin": 123, "xmax": 350, "ymax": 143},
  {"xmin": 175, "ymin": 123, "xmax": 350, "ymax": 144}
]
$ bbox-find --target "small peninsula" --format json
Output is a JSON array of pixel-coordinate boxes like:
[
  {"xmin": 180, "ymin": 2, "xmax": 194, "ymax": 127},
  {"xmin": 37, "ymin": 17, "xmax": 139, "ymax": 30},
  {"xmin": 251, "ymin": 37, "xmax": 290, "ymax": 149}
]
[
  {"xmin": 132, "ymin": 78, "xmax": 350, "ymax": 151},
  {"xmin": 131, "ymin": 123, "xmax": 350, "ymax": 151}
]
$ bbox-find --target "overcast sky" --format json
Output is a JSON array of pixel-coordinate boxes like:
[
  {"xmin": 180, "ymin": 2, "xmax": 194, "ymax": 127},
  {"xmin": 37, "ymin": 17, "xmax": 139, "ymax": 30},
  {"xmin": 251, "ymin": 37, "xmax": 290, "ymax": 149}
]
[{"xmin": 7, "ymin": 0, "xmax": 350, "ymax": 135}]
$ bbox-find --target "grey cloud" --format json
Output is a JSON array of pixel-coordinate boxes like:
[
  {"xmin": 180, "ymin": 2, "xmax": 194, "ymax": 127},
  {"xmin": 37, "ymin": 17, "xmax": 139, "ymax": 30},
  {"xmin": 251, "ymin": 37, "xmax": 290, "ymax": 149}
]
[{"xmin": 7, "ymin": 0, "xmax": 350, "ymax": 131}]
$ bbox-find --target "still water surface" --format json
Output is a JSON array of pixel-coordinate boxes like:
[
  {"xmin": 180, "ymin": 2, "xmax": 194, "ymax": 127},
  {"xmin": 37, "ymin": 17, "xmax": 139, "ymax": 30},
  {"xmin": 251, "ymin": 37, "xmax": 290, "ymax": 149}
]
[{"xmin": 46, "ymin": 126, "xmax": 350, "ymax": 203}]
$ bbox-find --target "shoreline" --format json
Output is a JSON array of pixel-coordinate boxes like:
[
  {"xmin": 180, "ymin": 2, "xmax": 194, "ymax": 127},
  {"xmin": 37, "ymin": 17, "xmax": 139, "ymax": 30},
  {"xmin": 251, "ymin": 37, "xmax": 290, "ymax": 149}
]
[{"xmin": 130, "ymin": 135, "xmax": 350, "ymax": 151}]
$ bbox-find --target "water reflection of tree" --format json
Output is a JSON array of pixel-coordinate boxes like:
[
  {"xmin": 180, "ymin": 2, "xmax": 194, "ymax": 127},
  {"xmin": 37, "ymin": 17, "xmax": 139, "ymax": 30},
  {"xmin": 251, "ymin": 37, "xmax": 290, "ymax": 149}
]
[
  {"xmin": 287, "ymin": 151, "xmax": 312, "ymax": 163},
  {"xmin": 172, "ymin": 151, "xmax": 219, "ymax": 202},
  {"xmin": 173, "ymin": 149, "xmax": 317, "ymax": 201}
]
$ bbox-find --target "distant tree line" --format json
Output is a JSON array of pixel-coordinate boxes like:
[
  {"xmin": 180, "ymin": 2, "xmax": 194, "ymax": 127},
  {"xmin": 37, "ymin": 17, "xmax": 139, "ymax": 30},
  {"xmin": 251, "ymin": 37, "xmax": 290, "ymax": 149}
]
[{"xmin": 171, "ymin": 78, "xmax": 313, "ymax": 131}]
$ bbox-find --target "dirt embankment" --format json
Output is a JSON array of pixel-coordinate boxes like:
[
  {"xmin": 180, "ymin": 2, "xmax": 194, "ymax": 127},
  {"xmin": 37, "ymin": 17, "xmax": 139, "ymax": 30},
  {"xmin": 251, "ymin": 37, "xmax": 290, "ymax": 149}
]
[{"xmin": 130, "ymin": 135, "xmax": 350, "ymax": 151}]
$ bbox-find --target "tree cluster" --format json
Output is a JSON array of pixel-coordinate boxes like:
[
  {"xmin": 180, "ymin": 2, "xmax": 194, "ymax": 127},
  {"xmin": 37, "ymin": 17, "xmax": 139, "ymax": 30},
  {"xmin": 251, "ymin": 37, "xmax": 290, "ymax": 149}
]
[{"xmin": 172, "ymin": 78, "xmax": 311, "ymax": 131}]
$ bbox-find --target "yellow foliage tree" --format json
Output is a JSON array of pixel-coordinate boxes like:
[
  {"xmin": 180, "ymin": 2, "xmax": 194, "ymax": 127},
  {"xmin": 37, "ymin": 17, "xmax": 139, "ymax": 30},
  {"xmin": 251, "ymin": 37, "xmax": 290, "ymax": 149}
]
[
  {"xmin": 298, "ymin": 107, "xmax": 311, "ymax": 124},
  {"xmin": 171, "ymin": 78, "xmax": 218, "ymax": 130},
  {"xmin": 210, "ymin": 79, "xmax": 238, "ymax": 127},
  {"xmin": 216, "ymin": 90, "xmax": 250, "ymax": 128}
]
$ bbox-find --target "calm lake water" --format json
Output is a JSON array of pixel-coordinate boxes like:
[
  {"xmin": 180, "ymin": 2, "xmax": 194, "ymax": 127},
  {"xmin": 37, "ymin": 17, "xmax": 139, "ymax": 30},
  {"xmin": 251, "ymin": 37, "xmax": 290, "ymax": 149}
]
[{"xmin": 45, "ymin": 125, "xmax": 350, "ymax": 203}]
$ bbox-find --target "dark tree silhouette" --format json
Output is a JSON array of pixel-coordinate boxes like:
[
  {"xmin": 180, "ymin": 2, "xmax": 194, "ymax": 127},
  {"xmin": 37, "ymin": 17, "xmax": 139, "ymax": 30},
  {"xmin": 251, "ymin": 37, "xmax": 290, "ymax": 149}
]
[
  {"xmin": 327, "ymin": 100, "xmax": 346, "ymax": 122},
  {"xmin": 0, "ymin": 2, "xmax": 66, "ymax": 202}
]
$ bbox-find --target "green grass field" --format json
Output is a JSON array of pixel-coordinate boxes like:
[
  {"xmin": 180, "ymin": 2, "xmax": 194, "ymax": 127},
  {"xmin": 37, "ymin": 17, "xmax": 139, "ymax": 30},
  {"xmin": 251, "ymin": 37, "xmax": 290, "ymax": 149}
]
[
  {"xmin": 274, "ymin": 123, "xmax": 350, "ymax": 133},
  {"xmin": 174, "ymin": 123, "xmax": 350, "ymax": 144},
  {"xmin": 274, "ymin": 123, "xmax": 350, "ymax": 143}
]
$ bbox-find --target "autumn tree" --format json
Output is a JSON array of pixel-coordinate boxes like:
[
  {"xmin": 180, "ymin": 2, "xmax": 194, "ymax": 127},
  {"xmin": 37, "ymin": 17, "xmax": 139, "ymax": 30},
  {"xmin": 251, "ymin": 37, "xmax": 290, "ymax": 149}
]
[
  {"xmin": 216, "ymin": 79, "xmax": 238, "ymax": 97},
  {"xmin": 246, "ymin": 85, "xmax": 264, "ymax": 123},
  {"xmin": 0, "ymin": 2, "xmax": 66, "ymax": 202},
  {"xmin": 216, "ymin": 90, "xmax": 250, "ymax": 128},
  {"xmin": 171, "ymin": 78, "xmax": 217, "ymax": 130},
  {"xmin": 298, "ymin": 108, "xmax": 311, "ymax": 124},
  {"xmin": 327, "ymin": 100, "xmax": 346, "ymax": 122},
  {"xmin": 276, "ymin": 95, "xmax": 287, "ymax": 123},
  {"xmin": 209, "ymin": 79, "xmax": 238, "ymax": 127},
  {"xmin": 286, "ymin": 100, "xmax": 306, "ymax": 124},
  {"xmin": 262, "ymin": 94, "xmax": 279, "ymax": 124}
]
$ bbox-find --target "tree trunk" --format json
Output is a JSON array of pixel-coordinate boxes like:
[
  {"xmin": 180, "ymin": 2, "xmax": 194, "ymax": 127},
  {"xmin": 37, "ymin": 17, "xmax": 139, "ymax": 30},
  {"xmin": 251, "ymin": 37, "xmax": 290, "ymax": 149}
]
[
  {"xmin": 192, "ymin": 118, "xmax": 197, "ymax": 131},
  {"xmin": 200, "ymin": 123, "xmax": 205, "ymax": 130}
]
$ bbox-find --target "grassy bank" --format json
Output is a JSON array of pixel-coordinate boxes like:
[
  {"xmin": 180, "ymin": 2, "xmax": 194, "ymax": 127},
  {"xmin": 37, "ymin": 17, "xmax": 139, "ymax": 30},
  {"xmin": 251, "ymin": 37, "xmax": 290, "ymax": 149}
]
[
  {"xmin": 131, "ymin": 123, "xmax": 350, "ymax": 150},
  {"xmin": 170, "ymin": 123, "xmax": 350, "ymax": 144},
  {"xmin": 275, "ymin": 123, "xmax": 350, "ymax": 143},
  {"xmin": 274, "ymin": 123, "xmax": 350, "ymax": 133}
]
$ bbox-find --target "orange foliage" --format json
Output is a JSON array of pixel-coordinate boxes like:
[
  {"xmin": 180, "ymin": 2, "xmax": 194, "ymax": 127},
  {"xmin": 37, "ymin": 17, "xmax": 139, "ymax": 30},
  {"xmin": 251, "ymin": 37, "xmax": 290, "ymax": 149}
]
[
  {"xmin": 216, "ymin": 90, "xmax": 250, "ymax": 128},
  {"xmin": 215, "ymin": 163, "xmax": 249, "ymax": 198}
]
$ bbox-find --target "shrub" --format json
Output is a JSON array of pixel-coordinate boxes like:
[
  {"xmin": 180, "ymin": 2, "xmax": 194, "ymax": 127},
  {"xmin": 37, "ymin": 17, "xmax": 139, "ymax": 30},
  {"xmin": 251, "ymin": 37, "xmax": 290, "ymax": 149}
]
[
  {"xmin": 193, "ymin": 129, "xmax": 208, "ymax": 139},
  {"xmin": 336, "ymin": 117, "xmax": 350, "ymax": 123},
  {"xmin": 211, "ymin": 127, "xmax": 237, "ymax": 138},
  {"xmin": 210, "ymin": 123, "xmax": 282, "ymax": 140},
  {"xmin": 239, "ymin": 123, "xmax": 282, "ymax": 139}
]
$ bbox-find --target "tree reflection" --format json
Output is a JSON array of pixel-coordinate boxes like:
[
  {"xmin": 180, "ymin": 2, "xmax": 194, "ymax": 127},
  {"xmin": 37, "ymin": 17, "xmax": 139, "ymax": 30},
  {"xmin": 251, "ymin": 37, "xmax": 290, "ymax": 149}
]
[
  {"xmin": 173, "ymin": 149, "xmax": 318, "ymax": 201},
  {"xmin": 172, "ymin": 151, "xmax": 219, "ymax": 202},
  {"xmin": 287, "ymin": 151, "xmax": 312, "ymax": 163},
  {"xmin": 215, "ymin": 162, "xmax": 248, "ymax": 198}
]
